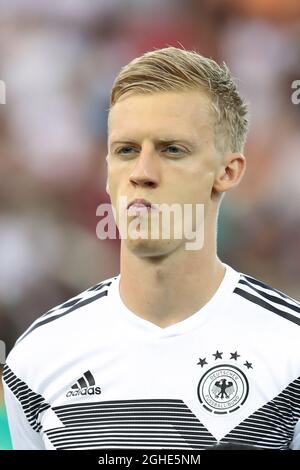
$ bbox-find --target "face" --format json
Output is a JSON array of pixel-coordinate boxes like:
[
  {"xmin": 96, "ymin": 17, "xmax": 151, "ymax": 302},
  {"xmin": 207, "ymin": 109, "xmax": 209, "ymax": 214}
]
[{"xmin": 107, "ymin": 91, "xmax": 222, "ymax": 258}]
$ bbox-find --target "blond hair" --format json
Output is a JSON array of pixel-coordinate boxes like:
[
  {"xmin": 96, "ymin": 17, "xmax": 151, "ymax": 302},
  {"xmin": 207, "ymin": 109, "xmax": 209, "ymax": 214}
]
[{"xmin": 110, "ymin": 47, "xmax": 249, "ymax": 154}]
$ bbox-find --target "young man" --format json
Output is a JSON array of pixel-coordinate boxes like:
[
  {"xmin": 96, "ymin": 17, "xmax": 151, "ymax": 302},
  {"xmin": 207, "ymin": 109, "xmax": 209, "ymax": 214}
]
[{"xmin": 3, "ymin": 47, "xmax": 300, "ymax": 450}]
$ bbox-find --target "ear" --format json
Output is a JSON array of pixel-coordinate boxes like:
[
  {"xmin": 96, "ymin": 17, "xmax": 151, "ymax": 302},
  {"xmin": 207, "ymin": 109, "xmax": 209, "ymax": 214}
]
[{"xmin": 213, "ymin": 153, "xmax": 246, "ymax": 195}]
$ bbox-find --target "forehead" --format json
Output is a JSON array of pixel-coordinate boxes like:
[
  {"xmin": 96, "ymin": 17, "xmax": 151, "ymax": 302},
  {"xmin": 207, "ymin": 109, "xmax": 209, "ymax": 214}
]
[{"xmin": 108, "ymin": 91, "xmax": 214, "ymax": 142}]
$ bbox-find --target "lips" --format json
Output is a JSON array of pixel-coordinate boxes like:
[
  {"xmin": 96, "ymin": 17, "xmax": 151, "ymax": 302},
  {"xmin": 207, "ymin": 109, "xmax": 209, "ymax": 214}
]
[
  {"xmin": 127, "ymin": 198, "xmax": 153, "ymax": 209},
  {"xmin": 127, "ymin": 198, "xmax": 157, "ymax": 216}
]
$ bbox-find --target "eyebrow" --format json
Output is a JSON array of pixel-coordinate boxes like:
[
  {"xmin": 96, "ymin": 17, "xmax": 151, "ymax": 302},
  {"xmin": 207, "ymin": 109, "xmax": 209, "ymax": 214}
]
[{"xmin": 109, "ymin": 138, "xmax": 198, "ymax": 149}]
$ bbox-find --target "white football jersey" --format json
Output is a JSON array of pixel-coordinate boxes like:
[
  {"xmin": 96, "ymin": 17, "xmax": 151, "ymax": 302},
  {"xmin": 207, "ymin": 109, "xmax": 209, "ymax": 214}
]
[{"xmin": 3, "ymin": 264, "xmax": 300, "ymax": 449}]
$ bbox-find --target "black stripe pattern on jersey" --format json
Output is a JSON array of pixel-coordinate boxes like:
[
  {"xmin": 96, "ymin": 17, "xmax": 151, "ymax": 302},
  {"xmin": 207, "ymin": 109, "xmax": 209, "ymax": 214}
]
[
  {"xmin": 44, "ymin": 280, "xmax": 115, "ymax": 317},
  {"xmin": 2, "ymin": 365, "xmax": 50, "ymax": 432},
  {"xmin": 221, "ymin": 375, "xmax": 300, "ymax": 449},
  {"xmin": 46, "ymin": 399, "xmax": 216, "ymax": 450},
  {"xmin": 234, "ymin": 274, "xmax": 300, "ymax": 326},
  {"xmin": 17, "ymin": 281, "xmax": 113, "ymax": 343},
  {"xmin": 45, "ymin": 376, "xmax": 300, "ymax": 450}
]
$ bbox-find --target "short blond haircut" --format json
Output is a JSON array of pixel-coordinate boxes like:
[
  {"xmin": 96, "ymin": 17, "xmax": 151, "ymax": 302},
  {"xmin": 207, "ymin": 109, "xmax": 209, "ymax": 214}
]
[{"xmin": 110, "ymin": 47, "xmax": 249, "ymax": 154}]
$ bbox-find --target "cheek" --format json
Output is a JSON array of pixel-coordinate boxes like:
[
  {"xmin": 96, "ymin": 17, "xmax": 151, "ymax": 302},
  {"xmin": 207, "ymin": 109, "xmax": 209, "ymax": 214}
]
[
  {"xmin": 107, "ymin": 165, "xmax": 122, "ymax": 194},
  {"xmin": 106, "ymin": 174, "xmax": 117, "ymax": 204},
  {"xmin": 187, "ymin": 158, "xmax": 216, "ymax": 191},
  {"xmin": 107, "ymin": 167, "xmax": 131, "ymax": 207},
  {"xmin": 169, "ymin": 165, "xmax": 215, "ymax": 201}
]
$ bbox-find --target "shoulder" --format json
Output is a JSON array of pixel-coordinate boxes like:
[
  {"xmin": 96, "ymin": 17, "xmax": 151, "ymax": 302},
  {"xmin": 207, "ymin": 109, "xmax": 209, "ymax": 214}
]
[
  {"xmin": 234, "ymin": 270, "xmax": 300, "ymax": 328},
  {"xmin": 5, "ymin": 274, "xmax": 119, "ymax": 376}
]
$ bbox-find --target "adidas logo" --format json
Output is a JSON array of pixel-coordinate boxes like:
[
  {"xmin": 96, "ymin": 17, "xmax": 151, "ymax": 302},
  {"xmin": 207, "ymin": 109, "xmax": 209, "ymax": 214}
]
[{"xmin": 66, "ymin": 370, "xmax": 101, "ymax": 398}]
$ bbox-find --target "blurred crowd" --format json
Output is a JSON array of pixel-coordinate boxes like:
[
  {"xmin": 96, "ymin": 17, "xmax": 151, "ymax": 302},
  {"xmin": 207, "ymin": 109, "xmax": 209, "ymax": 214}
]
[{"xmin": 0, "ymin": 2, "xmax": 300, "ymax": 446}]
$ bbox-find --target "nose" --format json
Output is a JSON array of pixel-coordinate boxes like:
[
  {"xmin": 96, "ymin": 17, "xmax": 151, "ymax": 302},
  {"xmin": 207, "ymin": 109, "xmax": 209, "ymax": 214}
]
[{"xmin": 129, "ymin": 149, "xmax": 160, "ymax": 189}]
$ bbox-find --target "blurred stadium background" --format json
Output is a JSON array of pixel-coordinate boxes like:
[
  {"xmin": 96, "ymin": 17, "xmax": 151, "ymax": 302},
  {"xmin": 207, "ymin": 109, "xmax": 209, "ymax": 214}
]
[{"xmin": 0, "ymin": 0, "xmax": 300, "ymax": 449}]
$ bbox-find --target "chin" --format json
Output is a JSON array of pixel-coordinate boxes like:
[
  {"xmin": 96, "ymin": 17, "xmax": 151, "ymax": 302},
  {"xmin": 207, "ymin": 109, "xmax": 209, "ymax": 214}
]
[{"xmin": 124, "ymin": 236, "xmax": 181, "ymax": 258}]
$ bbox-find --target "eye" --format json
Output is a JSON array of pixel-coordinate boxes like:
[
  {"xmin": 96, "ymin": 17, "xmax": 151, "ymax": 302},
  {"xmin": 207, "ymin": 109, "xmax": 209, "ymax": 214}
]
[
  {"xmin": 163, "ymin": 145, "xmax": 184, "ymax": 155},
  {"xmin": 116, "ymin": 146, "xmax": 136, "ymax": 155}
]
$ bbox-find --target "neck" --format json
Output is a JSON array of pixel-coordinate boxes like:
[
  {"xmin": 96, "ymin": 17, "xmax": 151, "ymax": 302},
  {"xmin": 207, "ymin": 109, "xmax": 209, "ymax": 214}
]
[{"xmin": 119, "ymin": 217, "xmax": 225, "ymax": 328}]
